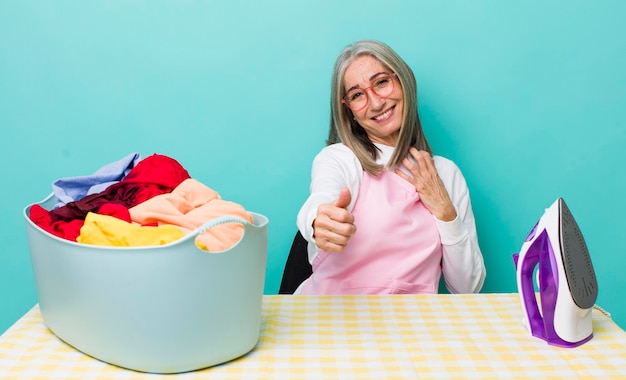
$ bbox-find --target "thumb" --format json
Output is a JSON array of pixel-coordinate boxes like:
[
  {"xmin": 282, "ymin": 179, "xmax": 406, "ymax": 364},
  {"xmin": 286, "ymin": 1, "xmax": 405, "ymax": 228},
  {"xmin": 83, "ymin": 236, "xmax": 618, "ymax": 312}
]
[{"xmin": 333, "ymin": 187, "xmax": 352, "ymax": 209}]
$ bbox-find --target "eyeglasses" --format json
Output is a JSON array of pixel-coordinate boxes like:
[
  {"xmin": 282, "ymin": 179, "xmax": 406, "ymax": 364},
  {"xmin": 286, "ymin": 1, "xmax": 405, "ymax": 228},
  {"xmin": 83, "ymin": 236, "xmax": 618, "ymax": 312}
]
[{"xmin": 341, "ymin": 73, "xmax": 397, "ymax": 111}]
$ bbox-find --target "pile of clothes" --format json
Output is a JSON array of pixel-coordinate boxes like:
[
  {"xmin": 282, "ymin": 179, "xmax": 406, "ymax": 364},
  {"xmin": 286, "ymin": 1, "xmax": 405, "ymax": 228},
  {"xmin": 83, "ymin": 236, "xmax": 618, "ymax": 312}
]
[{"xmin": 29, "ymin": 153, "xmax": 253, "ymax": 251}]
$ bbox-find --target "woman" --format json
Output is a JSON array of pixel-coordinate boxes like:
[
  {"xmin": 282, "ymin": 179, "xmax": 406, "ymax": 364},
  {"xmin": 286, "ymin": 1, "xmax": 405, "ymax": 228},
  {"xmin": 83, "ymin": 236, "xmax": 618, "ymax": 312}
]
[{"xmin": 295, "ymin": 40, "xmax": 486, "ymax": 295}]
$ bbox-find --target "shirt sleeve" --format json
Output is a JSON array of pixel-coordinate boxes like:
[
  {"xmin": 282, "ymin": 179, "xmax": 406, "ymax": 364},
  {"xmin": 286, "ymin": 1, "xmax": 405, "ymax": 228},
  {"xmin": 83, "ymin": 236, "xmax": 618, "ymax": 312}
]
[
  {"xmin": 296, "ymin": 144, "xmax": 362, "ymax": 263},
  {"xmin": 433, "ymin": 156, "xmax": 486, "ymax": 293}
]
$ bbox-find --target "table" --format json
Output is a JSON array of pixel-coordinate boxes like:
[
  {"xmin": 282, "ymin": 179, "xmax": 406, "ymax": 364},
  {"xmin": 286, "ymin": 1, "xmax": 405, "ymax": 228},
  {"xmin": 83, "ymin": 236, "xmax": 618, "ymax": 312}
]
[{"xmin": 1, "ymin": 293, "xmax": 625, "ymax": 379}]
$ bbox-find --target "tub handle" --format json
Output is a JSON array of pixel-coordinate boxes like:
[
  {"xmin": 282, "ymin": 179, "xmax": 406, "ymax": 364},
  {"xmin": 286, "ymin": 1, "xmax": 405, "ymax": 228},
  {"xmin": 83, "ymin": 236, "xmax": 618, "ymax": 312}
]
[{"xmin": 185, "ymin": 215, "xmax": 253, "ymax": 239}]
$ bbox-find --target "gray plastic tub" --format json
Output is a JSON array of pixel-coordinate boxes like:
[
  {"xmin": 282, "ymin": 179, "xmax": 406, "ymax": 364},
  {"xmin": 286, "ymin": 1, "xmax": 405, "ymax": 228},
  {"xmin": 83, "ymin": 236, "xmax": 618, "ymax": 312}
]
[{"xmin": 23, "ymin": 193, "xmax": 268, "ymax": 374}]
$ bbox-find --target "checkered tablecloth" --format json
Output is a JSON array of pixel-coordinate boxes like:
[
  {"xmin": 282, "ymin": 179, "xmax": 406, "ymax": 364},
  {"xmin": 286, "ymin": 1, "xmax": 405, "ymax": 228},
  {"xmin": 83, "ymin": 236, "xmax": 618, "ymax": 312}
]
[{"xmin": 1, "ymin": 293, "xmax": 625, "ymax": 379}]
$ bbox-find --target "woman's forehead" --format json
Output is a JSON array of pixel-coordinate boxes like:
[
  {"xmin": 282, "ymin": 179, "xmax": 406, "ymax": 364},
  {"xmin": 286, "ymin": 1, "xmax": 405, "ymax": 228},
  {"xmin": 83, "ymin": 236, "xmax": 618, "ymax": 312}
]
[{"xmin": 343, "ymin": 56, "xmax": 387, "ymax": 87}]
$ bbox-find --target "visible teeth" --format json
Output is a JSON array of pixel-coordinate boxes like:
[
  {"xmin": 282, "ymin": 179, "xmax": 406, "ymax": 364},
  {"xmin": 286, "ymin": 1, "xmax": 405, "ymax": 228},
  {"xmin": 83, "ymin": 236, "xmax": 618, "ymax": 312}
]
[{"xmin": 374, "ymin": 109, "xmax": 392, "ymax": 120}]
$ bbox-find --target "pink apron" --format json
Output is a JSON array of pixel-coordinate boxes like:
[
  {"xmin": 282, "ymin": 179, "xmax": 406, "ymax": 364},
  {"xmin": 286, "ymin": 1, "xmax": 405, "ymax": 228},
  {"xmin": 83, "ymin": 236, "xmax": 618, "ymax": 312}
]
[{"xmin": 300, "ymin": 170, "xmax": 442, "ymax": 295}]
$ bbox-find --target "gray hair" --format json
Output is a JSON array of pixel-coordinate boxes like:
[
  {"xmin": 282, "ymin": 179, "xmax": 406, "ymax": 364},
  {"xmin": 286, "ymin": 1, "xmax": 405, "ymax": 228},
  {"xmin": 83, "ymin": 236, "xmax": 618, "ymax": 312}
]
[{"xmin": 327, "ymin": 40, "xmax": 432, "ymax": 175}]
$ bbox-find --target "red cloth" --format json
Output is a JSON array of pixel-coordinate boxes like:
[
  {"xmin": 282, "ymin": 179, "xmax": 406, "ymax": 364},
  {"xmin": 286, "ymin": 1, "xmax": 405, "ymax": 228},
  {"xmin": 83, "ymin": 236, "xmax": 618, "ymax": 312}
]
[
  {"xmin": 29, "ymin": 204, "xmax": 84, "ymax": 241},
  {"xmin": 29, "ymin": 203, "xmax": 133, "ymax": 241},
  {"xmin": 97, "ymin": 203, "xmax": 132, "ymax": 223},
  {"xmin": 29, "ymin": 154, "xmax": 190, "ymax": 241}
]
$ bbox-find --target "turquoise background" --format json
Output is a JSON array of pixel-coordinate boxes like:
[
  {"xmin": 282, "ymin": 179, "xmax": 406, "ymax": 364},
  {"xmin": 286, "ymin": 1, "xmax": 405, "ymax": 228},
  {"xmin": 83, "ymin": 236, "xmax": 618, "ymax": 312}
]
[{"xmin": 1, "ymin": 1, "xmax": 625, "ymax": 333}]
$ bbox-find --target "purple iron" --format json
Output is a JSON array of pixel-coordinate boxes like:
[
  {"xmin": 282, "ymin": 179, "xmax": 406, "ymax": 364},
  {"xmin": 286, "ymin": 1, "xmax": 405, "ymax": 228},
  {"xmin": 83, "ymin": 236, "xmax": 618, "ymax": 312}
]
[{"xmin": 513, "ymin": 198, "xmax": 598, "ymax": 348}]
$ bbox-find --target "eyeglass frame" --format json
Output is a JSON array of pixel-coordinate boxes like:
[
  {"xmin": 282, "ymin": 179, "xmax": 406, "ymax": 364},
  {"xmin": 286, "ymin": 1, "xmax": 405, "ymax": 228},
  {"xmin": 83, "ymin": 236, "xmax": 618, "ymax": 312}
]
[{"xmin": 341, "ymin": 72, "xmax": 398, "ymax": 111}]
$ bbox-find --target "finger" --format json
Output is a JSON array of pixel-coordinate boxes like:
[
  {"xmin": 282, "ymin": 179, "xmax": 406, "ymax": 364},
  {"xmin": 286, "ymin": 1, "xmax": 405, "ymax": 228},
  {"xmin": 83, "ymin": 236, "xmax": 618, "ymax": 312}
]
[
  {"xmin": 394, "ymin": 168, "xmax": 412, "ymax": 182},
  {"xmin": 333, "ymin": 187, "xmax": 352, "ymax": 209},
  {"xmin": 316, "ymin": 238, "xmax": 347, "ymax": 253},
  {"xmin": 314, "ymin": 209, "xmax": 356, "ymax": 238},
  {"xmin": 413, "ymin": 150, "xmax": 436, "ymax": 174},
  {"xmin": 320, "ymin": 227, "xmax": 353, "ymax": 245},
  {"xmin": 313, "ymin": 224, "xmax": 354, "ymax": 252},
  {"xmin": 406, "ymin": 148, "xmax": 432, "ymax": 177},
  {"xmin": 402, "ymin": 155, "xmax": 417, "ymax": 173},
  {"xmin": 317, "ymin": 204, "xmax": 354, "ymax": 229},
  {"xmin": 397, "ymin": 154, "xmax": 419, "ymax": 181}
]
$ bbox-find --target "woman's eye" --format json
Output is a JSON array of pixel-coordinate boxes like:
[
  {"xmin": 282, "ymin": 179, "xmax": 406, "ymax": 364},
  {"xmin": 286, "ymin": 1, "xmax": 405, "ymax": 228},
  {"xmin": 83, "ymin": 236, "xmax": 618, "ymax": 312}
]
[
  {"xmin": 349, "ymin": 91, "xmax": 364, "ymax": 102},
  {"xmin": 375, "ymin": 77, "xmax": 390, "ymax": 87}
]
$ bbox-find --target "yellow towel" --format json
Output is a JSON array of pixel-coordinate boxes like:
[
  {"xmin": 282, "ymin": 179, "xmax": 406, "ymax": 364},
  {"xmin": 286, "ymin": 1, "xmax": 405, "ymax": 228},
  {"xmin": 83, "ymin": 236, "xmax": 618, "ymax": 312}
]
[{"xmin": 77, "ymin": 212, "xmax": 185, "ymax": 247}]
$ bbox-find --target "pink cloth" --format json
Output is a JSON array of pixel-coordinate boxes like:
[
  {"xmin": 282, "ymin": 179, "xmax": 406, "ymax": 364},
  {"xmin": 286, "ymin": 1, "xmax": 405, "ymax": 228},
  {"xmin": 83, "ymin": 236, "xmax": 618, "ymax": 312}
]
[
  {"xmin": 129, "ymin": 179, "xmax": 253, "ymax": 252},
  {"xmin": 299, "ymin": 170, "xmax": 443, "ymax": 295}
]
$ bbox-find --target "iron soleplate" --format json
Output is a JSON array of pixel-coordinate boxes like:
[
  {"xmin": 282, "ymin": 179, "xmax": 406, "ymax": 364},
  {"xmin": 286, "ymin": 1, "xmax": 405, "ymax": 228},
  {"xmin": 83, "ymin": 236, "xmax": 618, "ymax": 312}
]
[{"xmin": 558, "ymin": 198, "xmax": 598, "ymax": 309}]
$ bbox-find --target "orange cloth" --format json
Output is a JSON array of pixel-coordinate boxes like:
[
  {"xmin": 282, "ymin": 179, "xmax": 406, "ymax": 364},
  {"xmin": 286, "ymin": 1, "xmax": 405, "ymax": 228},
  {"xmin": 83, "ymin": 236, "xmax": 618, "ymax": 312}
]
[{"xmin": 129, "ymin": 178, "xmax": 253, "ymax": 251}]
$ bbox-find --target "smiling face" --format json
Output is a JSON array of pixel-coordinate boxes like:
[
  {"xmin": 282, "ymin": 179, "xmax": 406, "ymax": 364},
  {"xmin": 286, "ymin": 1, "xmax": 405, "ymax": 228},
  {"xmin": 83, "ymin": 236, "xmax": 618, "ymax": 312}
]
[{"xmin": 343, "ymin": 55, "xmax": 404, "ymax": 146}]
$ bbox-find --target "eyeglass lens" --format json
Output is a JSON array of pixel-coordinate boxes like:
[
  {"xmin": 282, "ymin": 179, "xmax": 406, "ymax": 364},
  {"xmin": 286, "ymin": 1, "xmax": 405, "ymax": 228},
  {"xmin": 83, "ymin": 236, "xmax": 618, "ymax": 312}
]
[{"xmin": 344, "ymin": 74, "xmax": 395, "ymax": 110}]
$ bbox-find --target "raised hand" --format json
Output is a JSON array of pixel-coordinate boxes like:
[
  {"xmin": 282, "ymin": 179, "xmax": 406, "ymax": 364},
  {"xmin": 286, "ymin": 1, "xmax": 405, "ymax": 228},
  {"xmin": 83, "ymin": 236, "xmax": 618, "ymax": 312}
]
[
  {"xmin": 312, "ymin": 187, "xmax": 356, "ymax": 252},
  {"xmin": 395, "ymin": 148, "xmax": 457, "ymax": 222}
]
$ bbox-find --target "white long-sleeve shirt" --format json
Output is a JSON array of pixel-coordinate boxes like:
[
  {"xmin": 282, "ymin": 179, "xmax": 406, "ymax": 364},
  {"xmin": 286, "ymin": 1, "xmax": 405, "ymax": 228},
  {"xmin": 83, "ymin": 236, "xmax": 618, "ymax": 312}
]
[{"xmin": 297, "ymin": 143, "xmax": 486, "ymax": 294}]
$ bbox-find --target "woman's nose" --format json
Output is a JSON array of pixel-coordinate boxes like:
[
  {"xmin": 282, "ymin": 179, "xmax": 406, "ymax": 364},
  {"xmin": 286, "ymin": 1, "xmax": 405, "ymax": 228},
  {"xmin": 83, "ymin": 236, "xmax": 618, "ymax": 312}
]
[{"xmin": 367, "ymin": 90, "xmax": 385, "ymax": 110}]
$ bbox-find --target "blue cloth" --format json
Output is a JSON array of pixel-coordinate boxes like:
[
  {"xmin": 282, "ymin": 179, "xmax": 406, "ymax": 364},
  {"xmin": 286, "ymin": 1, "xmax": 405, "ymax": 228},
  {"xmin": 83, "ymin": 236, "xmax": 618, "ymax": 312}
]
[{"xmin": 52, "ymin": 153, "xmax": 142, "ymax": 207}]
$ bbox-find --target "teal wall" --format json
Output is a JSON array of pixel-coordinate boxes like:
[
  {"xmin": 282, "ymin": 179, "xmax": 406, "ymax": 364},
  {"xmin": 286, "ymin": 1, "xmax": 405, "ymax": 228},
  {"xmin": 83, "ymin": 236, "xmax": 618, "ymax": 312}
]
[{"xmin": 2, "ymin": 1, "xmax": 625, "ymax": 333}]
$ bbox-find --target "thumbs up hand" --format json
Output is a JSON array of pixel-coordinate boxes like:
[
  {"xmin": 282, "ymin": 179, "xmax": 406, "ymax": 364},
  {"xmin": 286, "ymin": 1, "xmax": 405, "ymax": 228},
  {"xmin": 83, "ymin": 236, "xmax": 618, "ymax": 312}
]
[{"xmin": 313, "ymin": 187, "xmax": 356, "ymax": 253}]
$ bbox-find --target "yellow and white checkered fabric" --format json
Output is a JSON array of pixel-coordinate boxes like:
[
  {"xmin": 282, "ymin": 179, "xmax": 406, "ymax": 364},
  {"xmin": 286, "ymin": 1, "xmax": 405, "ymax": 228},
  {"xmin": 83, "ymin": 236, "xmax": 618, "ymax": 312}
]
[{"xmin": 1, "ymin": 294, "xmax": 625, "ymax": 379}]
